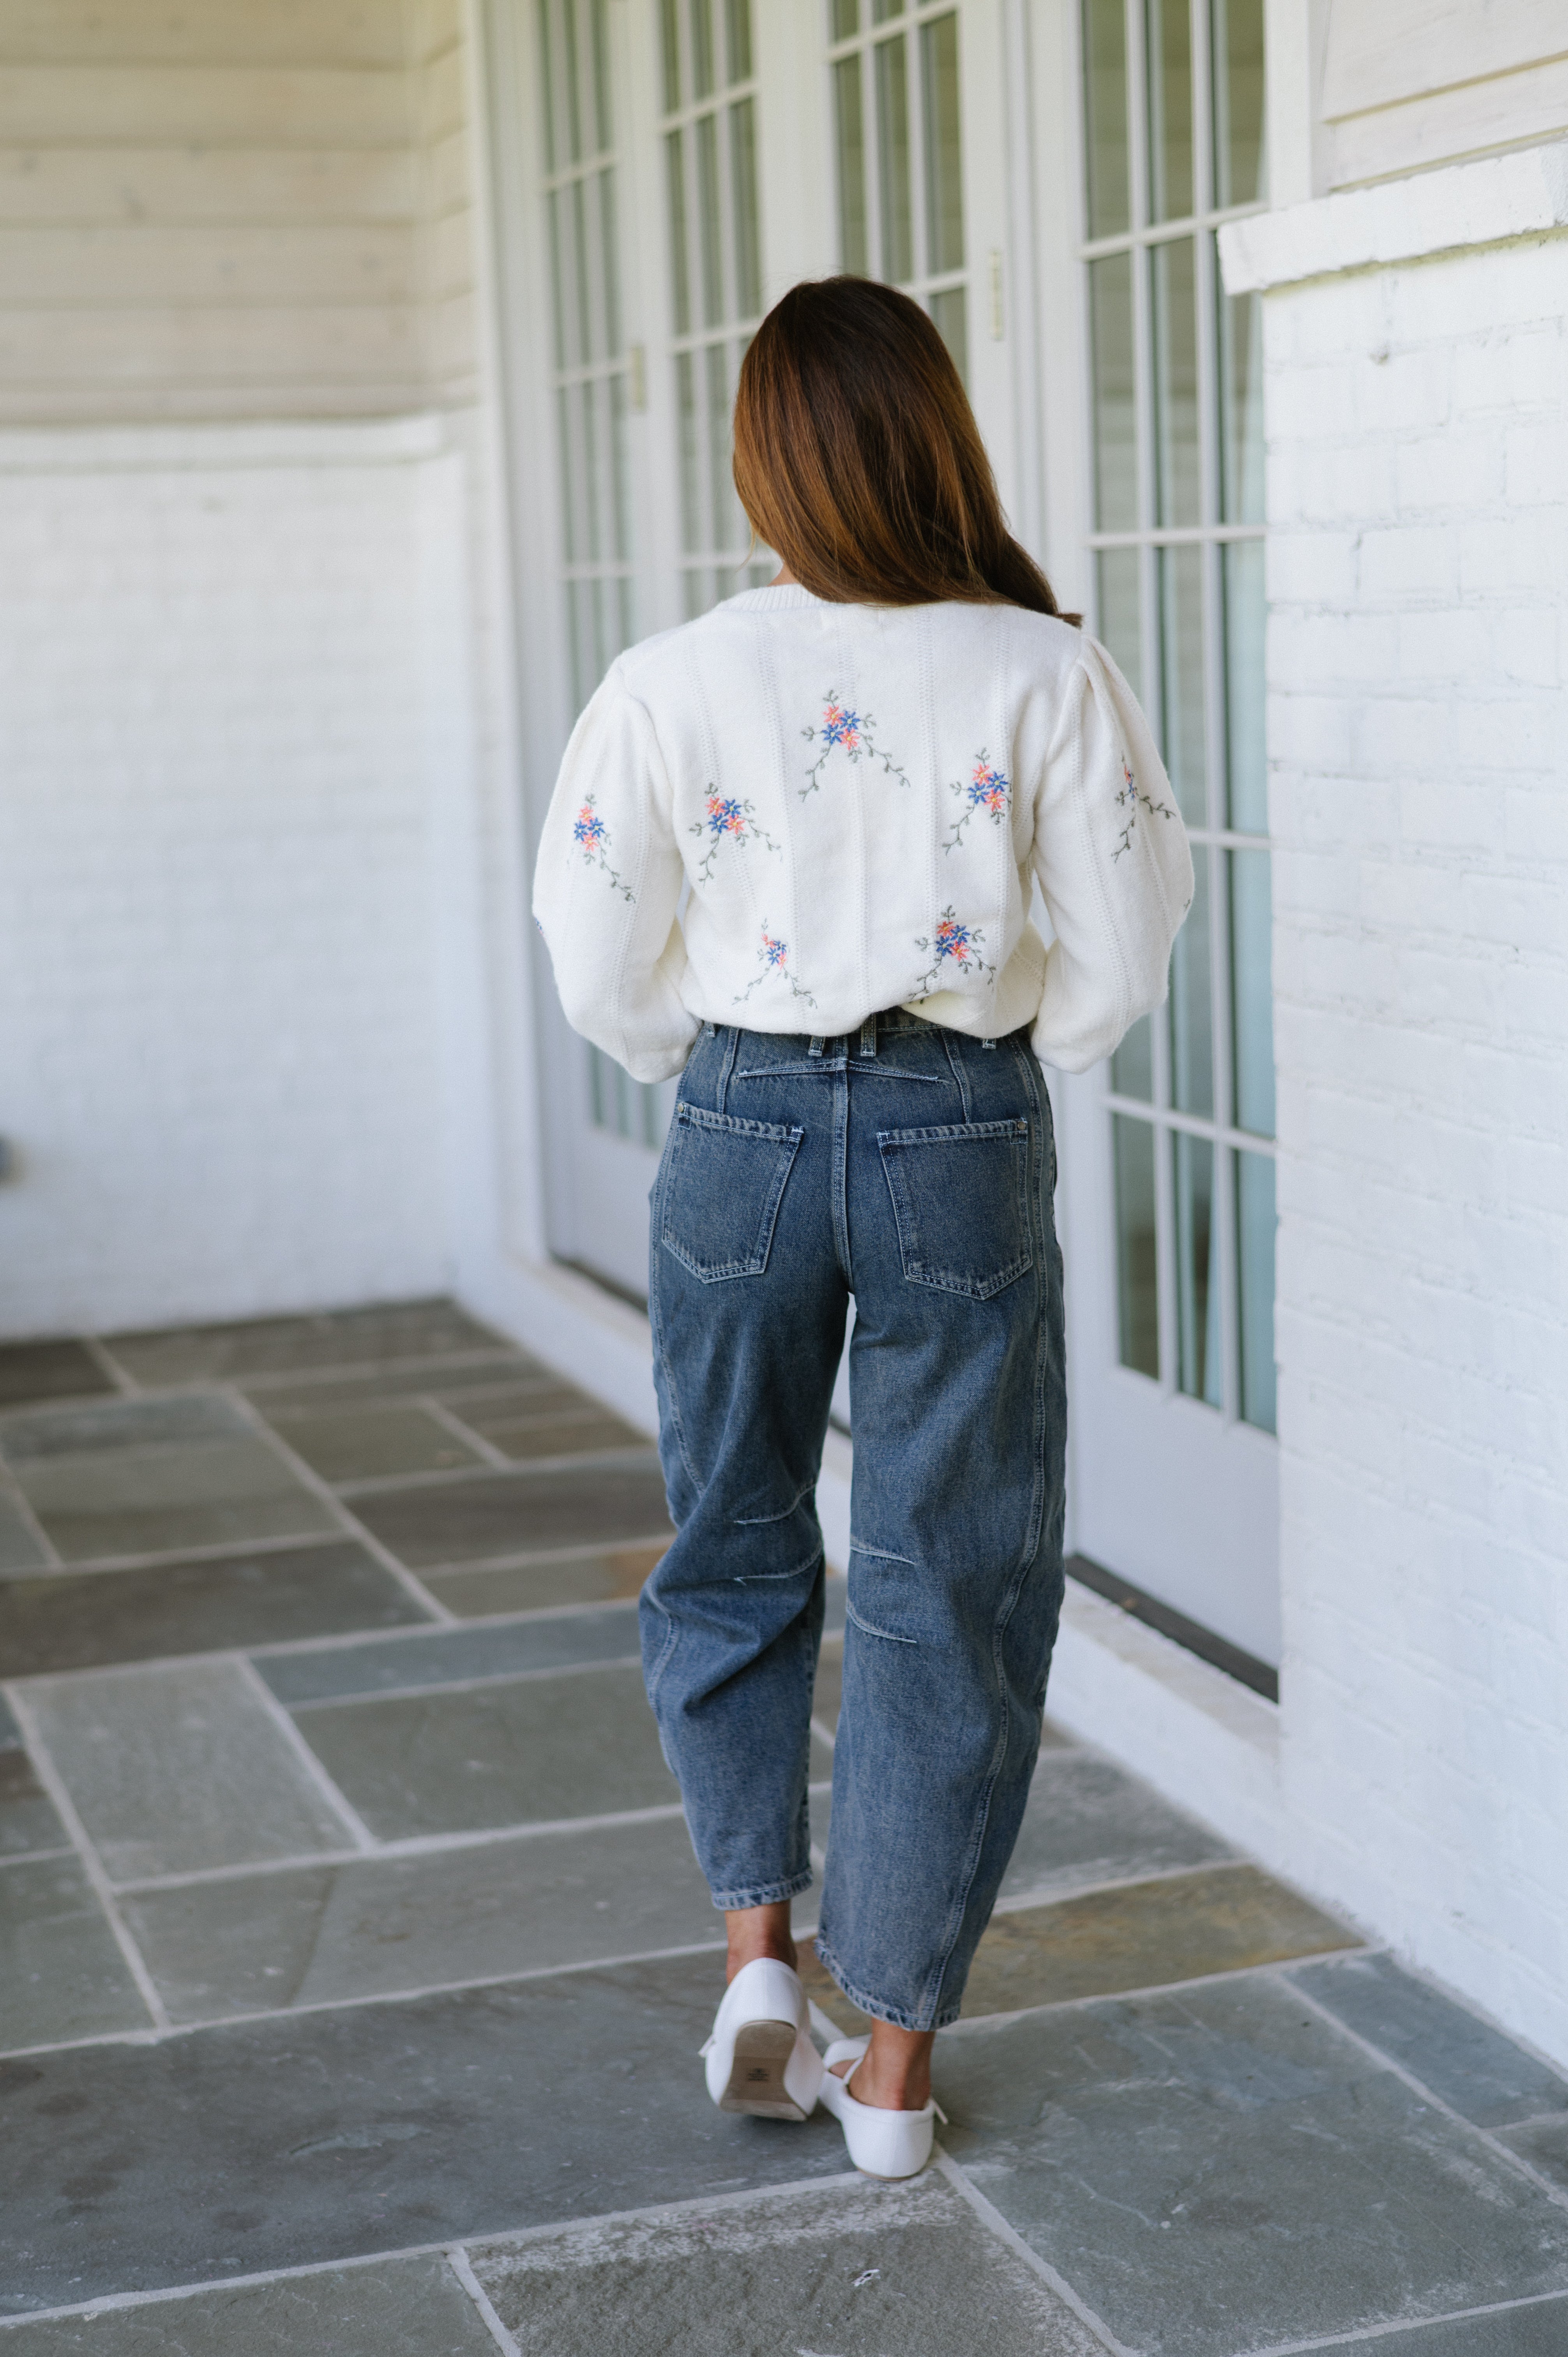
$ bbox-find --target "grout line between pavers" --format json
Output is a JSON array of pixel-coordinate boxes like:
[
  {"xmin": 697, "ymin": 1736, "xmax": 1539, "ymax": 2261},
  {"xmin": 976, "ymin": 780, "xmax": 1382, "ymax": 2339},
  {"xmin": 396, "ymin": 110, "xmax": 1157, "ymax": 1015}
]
[
  {"xmin": 1283, "ymin": 1970, "xmax": 1568, "ymax": 2221},
  {"xmin": 83, "ymin": 1335, "xmax": 141, "ymax": 1394},
  {"xmin": 0, "ymin": 1680, "xmax": 171, "ymax": 2034},
  {"xmin": 283, "ymin": 1652, "xmax": 648, "ymax": 1711},
  {"xmin": 421, "ymin": 1395, "xmax": 516, "ymax": 1472},
  {"xmin": 0, "ymin": 1463, "xmax": 62, "ymax": 1571},
  {"xmin": 0, "ymin": 1844, "xmax": 77, "ymax": 1871},
  {"xmin": 225, "ymin": 1387, "xmax": 459, "ymax": 1626},
  {"xmin": 330, "ymin": 1443, "xmax": 664, "ymax": 1500},
  {"xmin": 1, "ymin": 1526, "xmax": 380, "ymax": 1585},
  {"xmin": 0, "ymin": 2173, "xmax": 869, "ymax": 2332},
  {"xmin": 933, "ymin": 2152, "xmax": 1137, "ymax": 2356},
  {"xmin": 444, "ymin": 2247, "xmax": 523, "ymax": 2355},
  {"xmin": 232, "ymin": 1654, "xmax": 379, "ymax": 1854},
  {"xmin": 987, "ymin": 1854, "xmax": 1266, "ymax": 1915},
  {"xmin": 1234, "ymin": 2284, "xmax": 1568, "ymax": 2356},
  {"xmin": 940, "ymin": 1945, "xmax": 1389, "ymax": 2039}
]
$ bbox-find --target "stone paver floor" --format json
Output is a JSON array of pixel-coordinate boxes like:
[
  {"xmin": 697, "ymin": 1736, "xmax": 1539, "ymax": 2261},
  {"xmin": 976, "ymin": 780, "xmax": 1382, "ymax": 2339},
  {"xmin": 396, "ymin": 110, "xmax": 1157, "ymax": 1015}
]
[{"xmin": 2, "ymin": 1299, "xmax": 1566, "ymax": 2353}]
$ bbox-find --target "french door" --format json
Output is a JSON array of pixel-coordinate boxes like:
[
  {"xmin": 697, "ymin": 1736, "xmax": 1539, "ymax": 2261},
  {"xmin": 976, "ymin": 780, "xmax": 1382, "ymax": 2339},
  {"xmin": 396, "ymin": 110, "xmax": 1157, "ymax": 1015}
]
[
  {"xmin": 512, "ymin": 0, "xmax": 1018, "ymax": 1300},
  {"xmin": 1036, "ymin": 0, "xmax": 1280, "ymax": 1668}
]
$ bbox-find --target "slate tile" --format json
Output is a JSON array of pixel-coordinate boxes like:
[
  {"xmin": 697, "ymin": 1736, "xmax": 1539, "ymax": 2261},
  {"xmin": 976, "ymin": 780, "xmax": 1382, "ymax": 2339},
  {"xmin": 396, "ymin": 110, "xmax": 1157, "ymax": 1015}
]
[
  {"xmin": 0, "ymin": 1491, "xmax": 50, "ymax": 1572},
  {"xmin": 424, "ymin": 1542, "xmax": 667, "ymax": 1617},
  {"xmin": 121, "ymin": 1815, "xmax": 720, "ymax": 2022},
  {"xmin": 997, "ymin": 1749, "xmax": 1235, "ymax": 1907},
  {"xmin": 103, "ymin": 1301, "xmax": 503, "ymax": 1386},
  {"xmin": 0, "ymin": 1748, "xmax": 69, "ymax": 1858},
  {"xmin": 0, "ymin": 1396, "xmax": 249, "ymax": 1462},
  {"xmin": 349, "ymin": 1461, "xmax": 673, "ymax": 1570},
  {"xmin": 445, "ymin": 1402, "xmax": 649, "ymax": 1464},
  {"xmin": 11, "ymin": 1434, "xmax": 336, "ymax": 1566},
  {"xmin": 0, "ymin": 2254, "xmax": 503, "ymax": 2353},
  {"xmin": 937, "ymin": 1972, "xmax": 1568, "ymax": 2357},
  {"xmin": 1304, "ymin": 2299, "xmax": 1568, "ymax": 2355},
  {"xmin": 960, "ymin": 1865, "xmax": 1356, "ymax": 2019},
  {"xmin": 473, "ymin": 2171, "xmax": 1104, "ymax": 2356},
  {"xmin": 813, "ymin": 1636, "xmax": 843, "ymax": 1737},
  {"xmin": 257, "ymin": 1403, "xmax": 486, "ymax": 1484},
  {"xmin": 0, "ymin": 1856, "xmax": 152, "ymax": 2050},
  {"xmin": 1289, "ymin": 1952, "xmax": 1568, "ymax": 2130},
  {"xmin": 0, "ymin": 1544, "xmax": 430, "ymax": 1680},
  {"xmin": 234, "ymin": 1355, "xmax": 534, "ymax": 1412},
  {"xmin": 1500, "ymin": 2116, "xmax": 1568, "ymax": 2197},
  {"xmin": 0, "ymin": 1954, "xmax": 852, "ymax": 2311},
  {"xmin": 0, "ymin": 1338, "xmax": 115, "ymax": 1412},
  {"xmin": 25, "ymin": 1661, "xmax": 354, "ymax": 1882},
  {"xmin": 294, "ymin": 1663, "xmax": 783, "ymax": 1840},
  {"xmin": 255, "ymin": 1602, "xmax": 642, "ymax": 1706}
]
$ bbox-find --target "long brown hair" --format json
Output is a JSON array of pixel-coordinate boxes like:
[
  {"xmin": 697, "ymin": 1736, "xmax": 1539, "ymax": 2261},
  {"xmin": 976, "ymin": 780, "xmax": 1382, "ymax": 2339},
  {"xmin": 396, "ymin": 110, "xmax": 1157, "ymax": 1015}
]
[{"xmin": 733, "ymin": 276, "xmax": 1074, "ymax": 618}]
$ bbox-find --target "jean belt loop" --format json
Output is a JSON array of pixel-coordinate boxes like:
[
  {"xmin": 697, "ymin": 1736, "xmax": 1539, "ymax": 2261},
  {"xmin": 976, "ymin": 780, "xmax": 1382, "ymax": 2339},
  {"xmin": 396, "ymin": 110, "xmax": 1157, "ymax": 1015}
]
[
  {"xmin": 982, "ymin": 1035, "xmax": 998, "ymax": 1051},
  {"xmin": 859, "ymin": 1016, "xmax": 878, "ymax": 1058},
  {"xmin": 808, "ymin": 1036, "xmax": 825, "ymax": 1058}
]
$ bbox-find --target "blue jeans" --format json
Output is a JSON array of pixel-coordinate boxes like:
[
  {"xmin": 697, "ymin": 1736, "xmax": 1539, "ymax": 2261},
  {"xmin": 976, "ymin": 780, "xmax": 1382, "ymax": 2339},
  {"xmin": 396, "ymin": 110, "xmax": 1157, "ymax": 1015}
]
[{"xmin": 641, "ymin": 1011, "xmax": 1067, "ymax": 2031}]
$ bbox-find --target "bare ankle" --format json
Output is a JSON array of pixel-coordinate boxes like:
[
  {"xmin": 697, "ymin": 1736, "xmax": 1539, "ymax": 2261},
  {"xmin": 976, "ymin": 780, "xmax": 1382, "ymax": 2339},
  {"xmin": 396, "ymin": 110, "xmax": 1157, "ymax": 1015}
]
[{"xmin": 723, "ymin": 1902, "xmax": 797, "ymax": 1984}]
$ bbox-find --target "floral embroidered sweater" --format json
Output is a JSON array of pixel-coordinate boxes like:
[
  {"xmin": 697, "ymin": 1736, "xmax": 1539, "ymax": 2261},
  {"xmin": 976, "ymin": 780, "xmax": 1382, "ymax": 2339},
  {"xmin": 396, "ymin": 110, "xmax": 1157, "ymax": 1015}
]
[{"xmin": 533, "ymin": 586, "xmax": 1193, "ymax": 1083}]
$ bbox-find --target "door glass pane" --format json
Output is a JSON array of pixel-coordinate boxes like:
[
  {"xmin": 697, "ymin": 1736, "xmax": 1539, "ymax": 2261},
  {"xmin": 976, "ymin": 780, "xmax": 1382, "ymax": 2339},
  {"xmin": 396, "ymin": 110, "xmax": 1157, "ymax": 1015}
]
[
  {"xmin": 1237, "ymin": 1148, "xmax": 1276, "ymax": 1432},
  {"xmin": 1089, "ymin": 252, "xmax": 1136, "ymax": 532},
  {"xmin": 689, "ymin": 0, "xmax": 715, "ymax": 98},
  {"xmin": 730, "ymin": 97, "xmax": 761, "ymax": 317},
  {"xmin": 1095, "ymin": 546, "xmax": 1142, "ymax": 696},
  {"xmin": 696, "ymin": 111, "xmax": 723, "ymax": 325},
  {"xmin": 1229, "ymin": 849, "xmax": 1274, "ymax": 1136},
  {"xmin": 835, "ymin": 55, "xmax": 869, "ymax": 272},
  {"xmin": 660, "ymin": 0, "xmax": 681, "ymax": 108},
  {"xmin": 1082, "ymin": 0, "xmax": 1129, "ymax": 240},
  {"xmin": 832, "ymin": 0, "xmax": 858, "ymax": 34},
  {"xmin": 1151, "ymin": 235, "xmax": 1199, "ymax": 527},
  {"xmin": 1113, "ymin": 1115, "xmax": 1159, "ymax": 1378},
  {"xmin": 1174, "ymin": 1132, "xmax": 1220, "ymax": 1405},
  {"xmin": 676, "ymin": 348, "xmax": 700, "ymax": 548},
  {"xmin": 872, "ymin": 0, "xmax": 905, "ymax": 18},
  {"xmin": 1158, "ymin": 542, "xmax": 1206, "ymax": 823},
  {"xmin": 665, "ymin": 132, "xmax": 690, "ymax": 332},
  {"xmin": 1223, "ymin": 538, "xmax": 1266, "ymax": 830},
  {"xmin": 921, "ymin": 14, "xmax": 964, "ymax": 276},
  {"xmin": 1146, "ymin": 0, "xmax": 1193, "ymax": 222},
  {"xmin": 1219, "ymin": 279, "xmax": 1263, "ymax": 523},
  {"xmin": 1112, "ymin": 1014, "xmax": 1153, "ymax": 1100},
  {"xmin": 1213, "ymin": 0, "xmax": 1266, "ymax": 209},
  {"xmin": 929, "ymin": 285, "xmax": 967, "ymax": 378},
  {"xmin": 876, "ymin": 34, "xmax": 914, "ymax": 283},
  {"xmin": 1170, "ymin": 845, "xmax": 1213, "ymax": 1117},
  {"xmin": 725, "ymin": 0, "xmax": 751, "ymax": 83},
  {"xmin": 706, "ymin": 339, "xmax": 733, "ymax": 548}
]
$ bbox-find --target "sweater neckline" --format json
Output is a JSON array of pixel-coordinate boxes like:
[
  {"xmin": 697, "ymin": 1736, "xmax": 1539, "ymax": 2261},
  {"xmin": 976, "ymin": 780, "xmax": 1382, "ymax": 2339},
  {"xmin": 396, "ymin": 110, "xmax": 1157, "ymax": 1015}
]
[{"xmin": 726, "ymin": 585, "xmax": 828, "ymax": 610}]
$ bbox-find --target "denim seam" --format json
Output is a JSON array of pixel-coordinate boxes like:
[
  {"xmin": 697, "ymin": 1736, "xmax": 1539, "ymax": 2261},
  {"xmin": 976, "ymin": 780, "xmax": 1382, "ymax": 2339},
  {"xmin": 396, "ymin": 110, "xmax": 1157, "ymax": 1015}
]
[
  {"xmin": 715, "ymin": 1023, "xmax": 740, "ymax": 1117},
  {"xmin": 848, "ymin": 1537, "xmax": 917, "ymax": 1567},
  {"xmin": 732, "ymin": 1478, "xmax": 818, "ymax": 1529},
  {"xmin": 845, "ymin": 1599, "xmax": 918, "ymax": 1647},
  {"xmin": 710, "ymin": 1869, "xmax": 815, "ymax": 1911},
  {"xmin": 939, "ymin": 1028, "xmax": 973, "ymax": 1119},
  {"xmin": 812, "ymin": 1932, "xmax": 962, "ymax": 2034},
  {"xmin": 648, "ymin": 1276, "xmax": 701, "ymax": 1498}
]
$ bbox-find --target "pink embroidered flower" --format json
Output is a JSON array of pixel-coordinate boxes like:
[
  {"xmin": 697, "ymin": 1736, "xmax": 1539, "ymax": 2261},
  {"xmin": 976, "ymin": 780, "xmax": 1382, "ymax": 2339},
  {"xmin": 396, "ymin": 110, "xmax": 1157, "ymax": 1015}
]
[
  {"xmin": 705, "ymin": 793, "xmax": 749, "ymax": 839},
  {"xmin": 761, "ymin": 928, "xmax": 788, "ymax": 969},
  {"xmin": 573, "ymin": 803, "xmax": 607, "ymax": 850},
  {"xmin": 934, "ymin": 915, "xmax": 974, "ymax": 963},
  {"xmin": 821, "ymin": 701, "xmax": 862, "ymax": 752},
  {"xmin": 968, "ymin": 758, "xmax": 1009, "ymax": 816}
]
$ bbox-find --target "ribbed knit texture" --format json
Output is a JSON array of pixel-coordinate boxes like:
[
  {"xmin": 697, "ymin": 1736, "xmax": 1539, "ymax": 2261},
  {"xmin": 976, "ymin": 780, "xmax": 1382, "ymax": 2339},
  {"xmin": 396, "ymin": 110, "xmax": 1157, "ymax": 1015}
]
[{"xmin": 534, "ymin": 586, "xmax": 1193, "ymax": 1081}]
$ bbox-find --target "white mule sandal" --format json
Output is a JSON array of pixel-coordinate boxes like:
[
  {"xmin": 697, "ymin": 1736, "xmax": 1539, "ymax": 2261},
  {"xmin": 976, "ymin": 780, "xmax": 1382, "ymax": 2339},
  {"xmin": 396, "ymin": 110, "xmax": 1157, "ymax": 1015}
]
[
  {"xmin": 701, "ymin": 1958, "xmax": 825, "ymax": 2121},
  {"xmin": 818, "ymin": 2035, "xmax": 946, "ymax": 2179}
]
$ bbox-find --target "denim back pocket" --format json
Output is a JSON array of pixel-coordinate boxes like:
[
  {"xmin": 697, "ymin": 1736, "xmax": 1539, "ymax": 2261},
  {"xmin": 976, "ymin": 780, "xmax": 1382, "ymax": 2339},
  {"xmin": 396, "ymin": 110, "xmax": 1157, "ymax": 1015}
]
[
  {"xmin": 659, "ymin": 1104, "xmax": 804, "ymax": 1283},
  {"xmin": 878, "ymin": 1118, "xmax": 1033, "ymax": 1300}
]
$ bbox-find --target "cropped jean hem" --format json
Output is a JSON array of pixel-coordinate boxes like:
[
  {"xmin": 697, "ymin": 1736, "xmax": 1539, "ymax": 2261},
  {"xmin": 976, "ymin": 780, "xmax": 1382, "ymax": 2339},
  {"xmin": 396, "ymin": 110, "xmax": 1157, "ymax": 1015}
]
[
  {"xmin": 709, "ymin": 1868, "xmax": 814, "ymax": 1912},
  {"xmin": 812, "ymin": 1931, "xmax": 962, "ymax": 2033}
]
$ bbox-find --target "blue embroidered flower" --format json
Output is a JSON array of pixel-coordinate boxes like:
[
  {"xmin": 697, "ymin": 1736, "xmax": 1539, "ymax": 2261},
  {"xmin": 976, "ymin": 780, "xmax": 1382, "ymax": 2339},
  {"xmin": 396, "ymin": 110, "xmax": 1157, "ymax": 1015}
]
[
  {"xmin": 912, "ymin": 903, "xmax": 996, "ymax": 996},
  {"xmin": 802, "ymin": 690, "xmax": 910, "ymax": 799},
  {"xmin": 570, "ymin": 793, "xmax": 633, "ymax": 901},
  {"xmin": 735, "ymin": 918, "xmax": 816, "ymax": 1007},
  {"xmin": 689, "ymin": 786, "xmax": 781, "ymax": 884},
  {"xmin": 944, "ymin": 749, "xmax": 1012, "ymax": 850}
]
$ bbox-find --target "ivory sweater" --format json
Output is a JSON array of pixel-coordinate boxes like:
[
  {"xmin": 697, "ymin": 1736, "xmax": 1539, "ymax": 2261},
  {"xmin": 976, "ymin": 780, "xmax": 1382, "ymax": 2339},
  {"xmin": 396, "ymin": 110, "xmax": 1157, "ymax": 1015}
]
[{"xmin": 533, "ymin": 585, "xmax": 1193, "ymax": 1082}]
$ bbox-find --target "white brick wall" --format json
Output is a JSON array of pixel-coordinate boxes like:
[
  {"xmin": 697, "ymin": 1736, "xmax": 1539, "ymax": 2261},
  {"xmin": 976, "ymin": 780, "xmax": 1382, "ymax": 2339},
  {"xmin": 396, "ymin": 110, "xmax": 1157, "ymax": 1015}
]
[
  {"xmin": 0, "ymin": 418, "xmax": 477, "ymax": 1336},
  {"xmin": 1246, "ymin": 178, "xmax": 1568, "ymax": 2062}
]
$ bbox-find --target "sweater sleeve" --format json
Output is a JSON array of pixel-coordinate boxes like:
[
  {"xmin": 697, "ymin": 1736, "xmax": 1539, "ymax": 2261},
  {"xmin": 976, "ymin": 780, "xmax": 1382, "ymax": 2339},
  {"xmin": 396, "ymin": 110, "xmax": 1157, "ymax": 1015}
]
[
  {"xmin": 1027, "ymin": 635, "xmax": 1195, "ymax": 1075},
  {"xmin": 531, "ymin": 668, "xmax": 697, "ymax": 1084}
]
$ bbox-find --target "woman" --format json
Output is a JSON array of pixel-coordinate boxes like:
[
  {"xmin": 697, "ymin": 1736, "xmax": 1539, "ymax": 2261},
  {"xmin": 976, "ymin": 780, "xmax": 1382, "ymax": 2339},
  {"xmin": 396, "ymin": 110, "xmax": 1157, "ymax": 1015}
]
[{"xmin": 535, "ymin": 277, "xmax": 1190, "ymax": 2179}]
